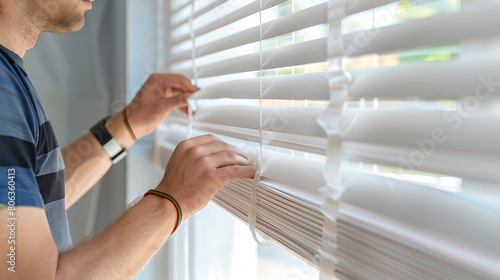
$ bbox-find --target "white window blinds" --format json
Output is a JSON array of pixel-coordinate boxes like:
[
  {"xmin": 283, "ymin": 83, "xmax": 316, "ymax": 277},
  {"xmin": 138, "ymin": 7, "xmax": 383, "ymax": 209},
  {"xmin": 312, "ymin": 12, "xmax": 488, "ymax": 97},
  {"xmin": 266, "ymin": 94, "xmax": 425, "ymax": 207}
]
[{"xmin": 156, "ymin": 0, "xmax": 500, "ymax": 278}]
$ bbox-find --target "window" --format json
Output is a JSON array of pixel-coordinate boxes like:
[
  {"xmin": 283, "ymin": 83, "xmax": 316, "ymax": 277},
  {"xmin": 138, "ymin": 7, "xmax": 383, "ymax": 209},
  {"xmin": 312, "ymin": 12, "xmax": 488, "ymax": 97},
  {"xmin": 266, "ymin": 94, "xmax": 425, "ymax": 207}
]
[{"xmin": 156, "ymin": 0, "xmax": 500, "ymax": 279}]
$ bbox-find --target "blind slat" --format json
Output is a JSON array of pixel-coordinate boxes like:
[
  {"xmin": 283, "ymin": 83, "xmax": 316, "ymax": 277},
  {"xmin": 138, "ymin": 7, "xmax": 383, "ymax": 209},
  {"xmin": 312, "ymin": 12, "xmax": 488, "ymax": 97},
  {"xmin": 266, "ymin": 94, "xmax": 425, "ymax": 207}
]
[
  {"xmin": 171, "ymin": 0, "xmax": 227, "ymax": 28},
  {"xmin": 195, "ymin": 124, "xmax": 327, "ymax": 154},
  {"xmin": 161, "ymin": 119, "xmax": 327, "ymax": 154},
  {"xmin": 192, "ymin": 105, "xmax": 325, "ymax": 137},
  {"xmin": 341, "ymin": 109, "xmax": 500, "ymax": 156},
  {"xmin": 342, "ymin": 142, "xmax": 500, "ymax": 185},
  {"xmin": 177, "ymin": 38, "xmax": 327, "ymax": 77},
  {"xmin": 339, "ymin": 3, "xmax": 500, "ymax": 57},
  {"xmin": 192, "ymin": 72, "xmax": 329, "ymax": 100},
  {"xmin": 349, "ymin": 60, "xmax": 500, "ymax": 99},
  {"xmin": 345, "ymin": 0, "xmax": 398, "ymax": 16}
]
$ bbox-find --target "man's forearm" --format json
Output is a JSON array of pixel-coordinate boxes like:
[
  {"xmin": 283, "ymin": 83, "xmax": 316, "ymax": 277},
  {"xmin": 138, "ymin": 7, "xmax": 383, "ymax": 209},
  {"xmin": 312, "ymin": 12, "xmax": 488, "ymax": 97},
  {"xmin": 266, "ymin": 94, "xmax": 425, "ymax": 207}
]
[
  {"xmin": 56, "ymin": 194, "xmax": 177, "ymax": 279},
  {"xmin": 63, "ymin": 111, "xmax": 135, "ymax": 208},
  {"xmin": 62, "ymin": 132, "xmax": 111, "ymax": 207}
]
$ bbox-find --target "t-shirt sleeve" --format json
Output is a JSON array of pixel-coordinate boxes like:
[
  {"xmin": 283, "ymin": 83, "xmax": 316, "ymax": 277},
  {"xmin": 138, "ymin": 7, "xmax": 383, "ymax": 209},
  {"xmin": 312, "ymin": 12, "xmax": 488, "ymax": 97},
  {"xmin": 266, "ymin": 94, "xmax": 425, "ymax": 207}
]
[{"xmin": 0, "ymin": 71, "xmax": 44, "ymax": 208}]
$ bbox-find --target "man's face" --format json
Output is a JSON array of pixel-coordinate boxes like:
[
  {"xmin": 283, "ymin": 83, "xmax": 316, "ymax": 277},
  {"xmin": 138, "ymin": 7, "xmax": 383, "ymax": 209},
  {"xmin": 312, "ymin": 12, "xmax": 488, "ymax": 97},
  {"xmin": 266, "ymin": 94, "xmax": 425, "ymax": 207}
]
[{"xmin": 27, "ymin": 0, "xmax": 93, "ymax": 33}]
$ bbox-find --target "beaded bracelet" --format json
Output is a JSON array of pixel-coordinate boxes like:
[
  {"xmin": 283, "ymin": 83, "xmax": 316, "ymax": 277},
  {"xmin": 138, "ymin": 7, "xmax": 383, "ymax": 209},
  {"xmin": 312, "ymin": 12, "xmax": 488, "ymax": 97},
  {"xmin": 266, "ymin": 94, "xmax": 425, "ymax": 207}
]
[{"xmin": 144, "ymin": 189, "xmax": 183, "ymax": 234}]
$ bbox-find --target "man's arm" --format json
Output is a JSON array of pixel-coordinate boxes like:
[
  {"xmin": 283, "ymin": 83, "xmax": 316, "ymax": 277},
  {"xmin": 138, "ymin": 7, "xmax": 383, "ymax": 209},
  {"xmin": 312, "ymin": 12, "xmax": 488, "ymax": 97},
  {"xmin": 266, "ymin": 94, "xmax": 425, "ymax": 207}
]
[
  {"xmin": 0, "ymin": 134, "xmax": 256, "ymax": 279},
  {"xmin": 62, "ymin": 116, "xmax": 131, "ymax": 208},
  {"xmin": 63, "ymin": 73, "xmax": 198, "ymax": 208}
]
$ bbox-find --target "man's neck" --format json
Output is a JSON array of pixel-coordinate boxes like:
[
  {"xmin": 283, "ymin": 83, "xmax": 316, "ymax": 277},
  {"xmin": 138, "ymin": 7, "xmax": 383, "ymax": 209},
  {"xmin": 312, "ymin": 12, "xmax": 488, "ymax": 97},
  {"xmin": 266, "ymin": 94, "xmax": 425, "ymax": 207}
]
[{"xmin": 0, "ymin": 10, "xmax": 39, "ymax": 58}]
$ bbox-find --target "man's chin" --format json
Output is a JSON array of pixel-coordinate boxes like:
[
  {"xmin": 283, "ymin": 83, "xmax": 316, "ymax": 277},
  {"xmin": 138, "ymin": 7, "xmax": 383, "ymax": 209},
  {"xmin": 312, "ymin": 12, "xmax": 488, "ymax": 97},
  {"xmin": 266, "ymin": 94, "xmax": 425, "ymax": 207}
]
[
  {"xmin": 68, "ymin": 19, "xmax": 86, "ymax": 33},
  {"xmin": 49, "ymin": 17, "xmax": 86, "ymax": 34}
]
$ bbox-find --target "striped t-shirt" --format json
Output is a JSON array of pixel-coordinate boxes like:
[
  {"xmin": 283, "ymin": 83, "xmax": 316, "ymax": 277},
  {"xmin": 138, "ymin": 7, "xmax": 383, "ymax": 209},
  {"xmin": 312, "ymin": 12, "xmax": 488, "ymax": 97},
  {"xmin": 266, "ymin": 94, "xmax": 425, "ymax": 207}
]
[{"xmin": 0, "ymin": 45, "xmax": 72, "ymax": 252}]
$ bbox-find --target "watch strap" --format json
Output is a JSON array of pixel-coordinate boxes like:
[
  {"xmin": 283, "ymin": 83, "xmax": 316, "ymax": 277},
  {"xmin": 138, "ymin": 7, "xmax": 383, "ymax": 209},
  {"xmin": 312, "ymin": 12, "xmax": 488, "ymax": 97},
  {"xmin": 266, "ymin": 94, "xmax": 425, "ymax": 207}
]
[{"xmin": 90, "ymin": 117, "xmax": 127, "ymax": 164}]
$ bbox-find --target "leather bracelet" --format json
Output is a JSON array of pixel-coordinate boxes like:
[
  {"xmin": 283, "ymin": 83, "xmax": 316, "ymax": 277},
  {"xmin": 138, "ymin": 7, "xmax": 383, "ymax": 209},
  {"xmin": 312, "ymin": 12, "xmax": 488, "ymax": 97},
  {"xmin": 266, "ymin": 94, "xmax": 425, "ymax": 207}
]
[{"xmin": 144, "ymin": 189, "xmax": 183, "ymax": 234}]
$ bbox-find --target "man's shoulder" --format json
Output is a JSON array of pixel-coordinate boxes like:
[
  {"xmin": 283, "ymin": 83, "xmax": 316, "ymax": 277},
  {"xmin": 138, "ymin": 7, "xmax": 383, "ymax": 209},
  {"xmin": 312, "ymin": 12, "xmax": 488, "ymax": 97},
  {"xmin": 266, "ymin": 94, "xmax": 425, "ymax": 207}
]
[{"xmin": 0, "ymin": 49, "xmax": 27, "ymax": 99}]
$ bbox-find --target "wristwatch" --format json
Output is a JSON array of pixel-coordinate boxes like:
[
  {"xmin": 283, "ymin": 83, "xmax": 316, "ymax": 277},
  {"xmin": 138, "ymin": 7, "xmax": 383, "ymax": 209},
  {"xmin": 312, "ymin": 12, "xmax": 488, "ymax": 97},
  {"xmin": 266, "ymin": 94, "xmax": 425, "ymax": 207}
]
[{"xmin": 90, "ymin": 117, "xmax": 127, "ymax": 164}]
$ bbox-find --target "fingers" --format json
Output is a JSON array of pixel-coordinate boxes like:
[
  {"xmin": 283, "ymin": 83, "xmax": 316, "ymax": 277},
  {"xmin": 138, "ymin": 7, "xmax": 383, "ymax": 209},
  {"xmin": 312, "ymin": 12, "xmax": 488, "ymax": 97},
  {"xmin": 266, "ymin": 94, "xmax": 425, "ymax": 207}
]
[
  {"xmin": 169, "ymin": 75, "xmax": 198, "ymax": 92},
  {"xmin": 177, "ymin": 135, "xmax": 255, "ymax": 170},
  {"xmin": 206, "ymin": 151, "xmax": 254, "ymax": 169},
  {"xmin": 201, "ymin": 141, "xmax": 249, "ymax": 159},
  {"xmin": 216, "ymin": 165, "xmax": 257, "ymax": 183},
  {"xmin": 151, "ymin": 73, "xmax": 199, "ymax": 93},
  {"xmin": 163, "ymin": 87, "xmax": 196, "ymax": 99},
  {"xmin": 178, "ymin": 134, "xmax": 223, "ymax": 150},
  {"xmin": 181, "ymin": 136, "xmax": 250, "ymax": 161},
  {"xmin": 164, "ymin": 93, "xmax": 191, "ymax": 110}
]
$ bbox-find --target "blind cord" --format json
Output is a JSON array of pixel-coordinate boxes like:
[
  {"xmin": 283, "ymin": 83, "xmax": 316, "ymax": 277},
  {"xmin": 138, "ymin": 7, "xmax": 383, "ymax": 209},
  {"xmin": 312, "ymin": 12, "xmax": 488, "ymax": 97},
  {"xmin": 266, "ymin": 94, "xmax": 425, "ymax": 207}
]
[
  {"xmin": 318, "ymin": 0, "xmax": 348, "ymax": 275},
  {"xmin": 187, "ymin": 0, "xmax": 197, "ymax": 139},
  {"xmin": 248, "ymin": 0, "xmax": 273, "ymax": 247}
]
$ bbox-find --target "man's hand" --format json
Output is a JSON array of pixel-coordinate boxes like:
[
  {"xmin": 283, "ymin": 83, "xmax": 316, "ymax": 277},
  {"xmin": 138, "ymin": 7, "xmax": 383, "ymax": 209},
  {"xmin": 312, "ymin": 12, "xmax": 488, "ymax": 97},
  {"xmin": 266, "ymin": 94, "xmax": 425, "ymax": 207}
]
[
  {"xmin": 126, "ymin": 73, "xmax": 198, "ymax": 139},
  {"xmin": 157, "ymin": 134, "xmax": 257, "ymax": 219}
]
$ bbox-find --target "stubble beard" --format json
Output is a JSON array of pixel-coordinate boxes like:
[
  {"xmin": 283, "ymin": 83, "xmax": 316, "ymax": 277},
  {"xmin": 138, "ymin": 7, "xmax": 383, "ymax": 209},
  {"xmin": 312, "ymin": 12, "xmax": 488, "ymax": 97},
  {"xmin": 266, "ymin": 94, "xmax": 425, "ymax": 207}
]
[
  {"xmin": 42, "ymin": 3, "xmax": 85, "ymax": 34},
  {"xmin": 23, "ymin": 0, "xmax": 86, "ymax": 36}
]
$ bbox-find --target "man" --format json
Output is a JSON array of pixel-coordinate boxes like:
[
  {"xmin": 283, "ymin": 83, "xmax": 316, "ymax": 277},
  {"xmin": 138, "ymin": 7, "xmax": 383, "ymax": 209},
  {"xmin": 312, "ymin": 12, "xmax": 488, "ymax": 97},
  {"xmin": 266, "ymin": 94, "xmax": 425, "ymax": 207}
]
[{"xmin": 0, "ymin": 0, "xmax": 256, "ymax": 279}]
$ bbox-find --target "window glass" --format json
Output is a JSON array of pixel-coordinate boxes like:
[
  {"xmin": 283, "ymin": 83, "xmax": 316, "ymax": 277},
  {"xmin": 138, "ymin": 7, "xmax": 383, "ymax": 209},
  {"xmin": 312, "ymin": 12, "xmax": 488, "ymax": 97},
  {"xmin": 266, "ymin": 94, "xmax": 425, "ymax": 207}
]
[{"xmin": 190, "ymin": 202, "xmax": 320, "ymax": 280}]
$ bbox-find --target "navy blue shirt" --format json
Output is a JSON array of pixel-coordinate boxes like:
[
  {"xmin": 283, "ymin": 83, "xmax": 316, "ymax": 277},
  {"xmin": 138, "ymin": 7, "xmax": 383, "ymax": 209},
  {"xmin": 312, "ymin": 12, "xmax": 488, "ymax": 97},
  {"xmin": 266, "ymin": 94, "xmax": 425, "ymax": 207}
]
[{"xmin": 0, "ymin": 45, "xmax": 72, "ymax": 252}]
